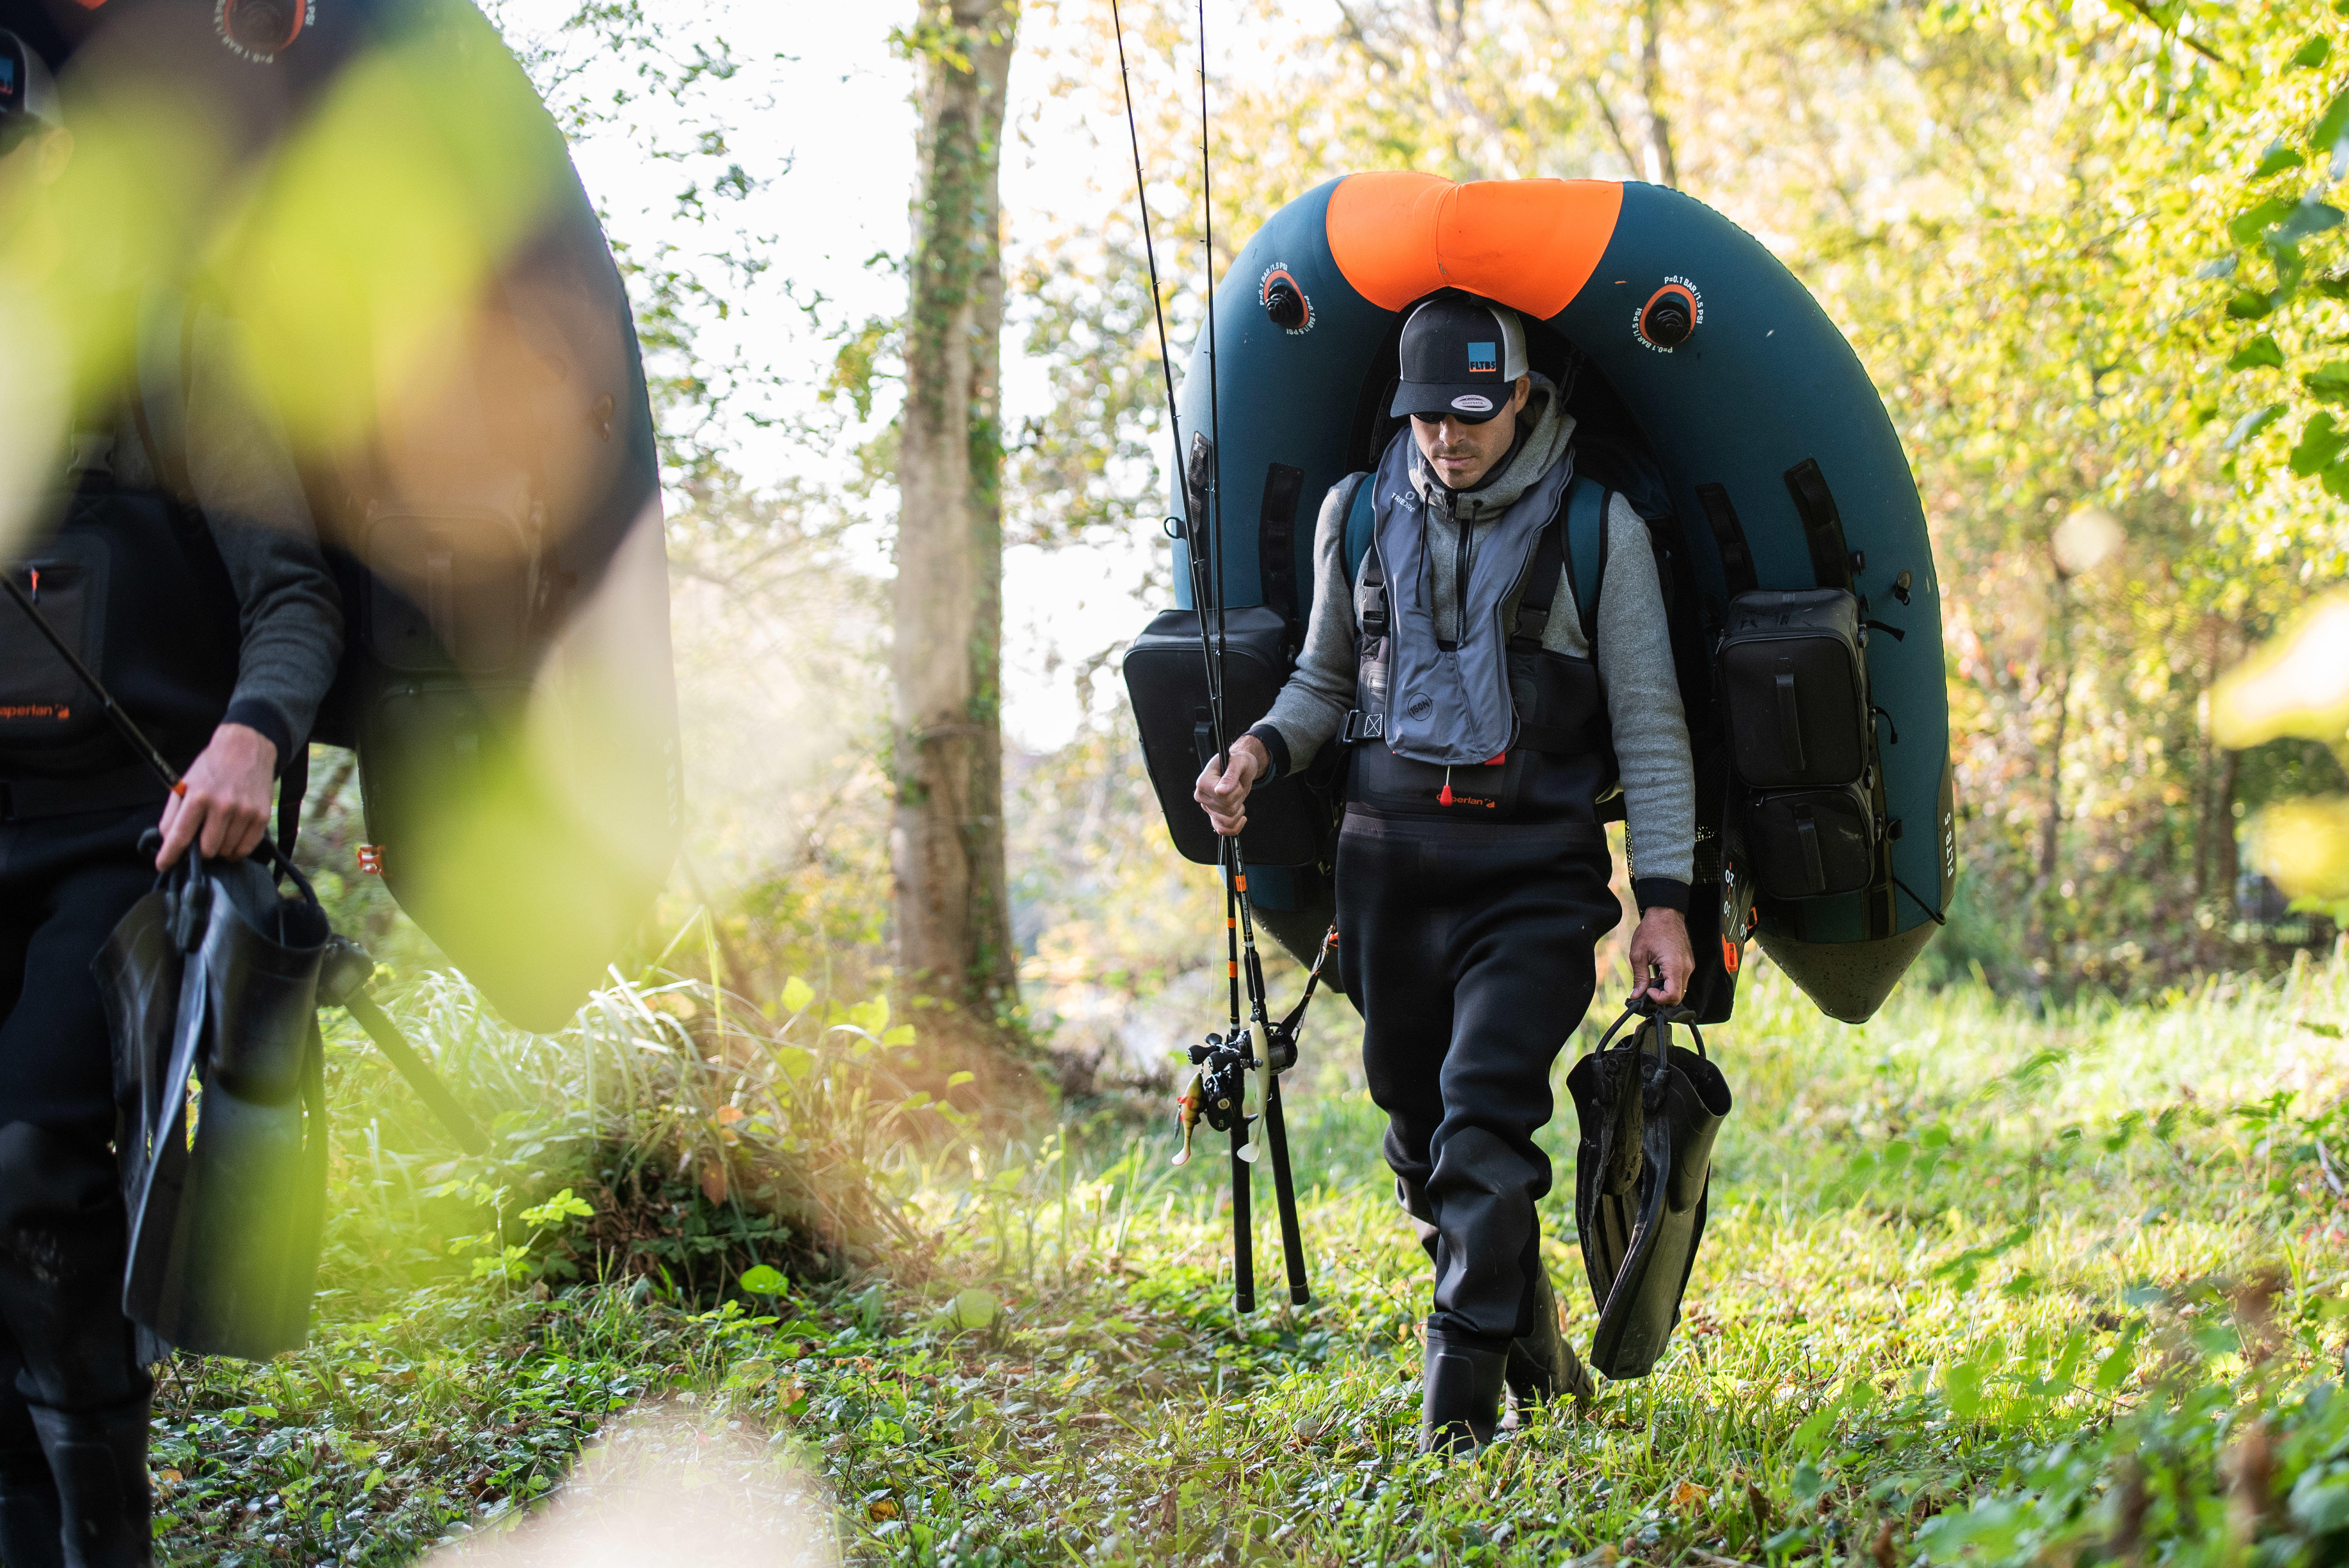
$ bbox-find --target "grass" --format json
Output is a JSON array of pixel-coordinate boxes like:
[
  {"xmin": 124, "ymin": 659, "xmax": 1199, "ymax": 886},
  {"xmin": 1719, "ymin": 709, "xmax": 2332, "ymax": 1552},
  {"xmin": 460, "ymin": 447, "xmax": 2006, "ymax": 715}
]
[{"xmin": 149, "ymin": 942, "xmax": 2349, "ymax": 1565}]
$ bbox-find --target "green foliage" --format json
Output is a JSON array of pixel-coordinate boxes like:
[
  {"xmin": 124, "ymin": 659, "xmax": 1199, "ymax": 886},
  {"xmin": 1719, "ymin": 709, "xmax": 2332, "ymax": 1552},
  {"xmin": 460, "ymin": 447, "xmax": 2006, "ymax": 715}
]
[{"xmin": 152, "ymin": 946, "xmax": 2349, "ymax": 1563}]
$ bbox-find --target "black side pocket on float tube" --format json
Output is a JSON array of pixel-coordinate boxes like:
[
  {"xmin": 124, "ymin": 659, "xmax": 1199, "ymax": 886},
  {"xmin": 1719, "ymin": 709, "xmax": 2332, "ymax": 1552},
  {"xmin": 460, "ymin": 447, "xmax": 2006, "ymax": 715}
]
[
  {"xmin": 1122, "ymin": 603, "xmax": 1333, "ymax": 869},
  {"xmin": 1717, "ymin": 588, "xmax": 1869, "ymax": 790},
  {"xmin": 1743, "ymin": 784, "xmax": 1876, "ymax": 901}
]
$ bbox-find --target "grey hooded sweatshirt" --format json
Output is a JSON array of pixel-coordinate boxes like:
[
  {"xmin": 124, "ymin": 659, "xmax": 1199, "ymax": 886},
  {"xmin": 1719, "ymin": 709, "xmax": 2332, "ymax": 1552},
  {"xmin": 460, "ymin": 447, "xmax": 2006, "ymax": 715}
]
[{"xmin": 1249, "ymin": 375, "xmax": 1695, "ymax": 910}]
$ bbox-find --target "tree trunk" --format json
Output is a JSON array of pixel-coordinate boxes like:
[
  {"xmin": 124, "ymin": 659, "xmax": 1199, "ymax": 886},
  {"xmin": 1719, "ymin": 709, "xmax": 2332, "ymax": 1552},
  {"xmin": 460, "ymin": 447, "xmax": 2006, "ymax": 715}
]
[
  {"xmin": 893, "ymin": 0, "xmax": 1020, "ymax": 1050},
  {"xmin": 1633, "ymin": 0, "xmax": 1678, "ymax": 188}
]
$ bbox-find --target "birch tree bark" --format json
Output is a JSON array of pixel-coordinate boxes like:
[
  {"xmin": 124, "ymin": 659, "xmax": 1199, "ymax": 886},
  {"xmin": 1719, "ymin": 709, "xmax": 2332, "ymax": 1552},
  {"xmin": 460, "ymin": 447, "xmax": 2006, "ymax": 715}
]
[{"xmin": 893, "ymin": 0, "xmax": 1021, "ymax": 1044}]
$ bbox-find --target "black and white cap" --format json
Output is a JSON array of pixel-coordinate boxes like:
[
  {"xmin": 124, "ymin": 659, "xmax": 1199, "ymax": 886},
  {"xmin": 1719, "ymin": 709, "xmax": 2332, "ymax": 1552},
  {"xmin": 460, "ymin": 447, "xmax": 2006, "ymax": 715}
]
[
  {"xmin": 0, "ymin": 30, "xmax": 62, "ymax": 135},
  {"xmin": 1390, "ymin": 295, "xmax": 1528, "ymax": 424}
]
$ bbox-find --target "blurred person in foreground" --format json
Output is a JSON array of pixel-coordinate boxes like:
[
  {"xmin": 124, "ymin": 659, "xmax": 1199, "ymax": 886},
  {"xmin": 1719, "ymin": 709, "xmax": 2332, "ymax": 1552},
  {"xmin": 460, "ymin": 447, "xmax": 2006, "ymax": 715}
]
[
  {"xmin": 0, "ymin": 33, "xmax": 340, "ymax": 1565},
  {"xmin": 1192, "ymin": 294, "xmax": 1695, "ymax": 1454}
]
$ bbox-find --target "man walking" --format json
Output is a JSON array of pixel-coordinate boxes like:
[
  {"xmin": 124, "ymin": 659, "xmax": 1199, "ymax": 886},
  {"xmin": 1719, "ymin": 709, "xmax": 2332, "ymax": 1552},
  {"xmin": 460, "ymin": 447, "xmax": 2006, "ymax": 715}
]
[
  {"xmin": 1195, "ymin": 293, "xmax": 1694, "ymax": 1453},
  {"xmin": 1, "ymin": 37, "xmax": 343, "ymax": 1562}
]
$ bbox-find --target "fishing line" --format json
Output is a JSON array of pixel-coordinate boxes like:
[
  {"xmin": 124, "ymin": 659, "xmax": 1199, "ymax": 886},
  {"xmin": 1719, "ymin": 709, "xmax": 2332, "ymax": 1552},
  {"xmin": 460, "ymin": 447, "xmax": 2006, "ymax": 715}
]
[{"xmin": 1108, "ymin": 0, "xmax": 1185, "ymax": 501}]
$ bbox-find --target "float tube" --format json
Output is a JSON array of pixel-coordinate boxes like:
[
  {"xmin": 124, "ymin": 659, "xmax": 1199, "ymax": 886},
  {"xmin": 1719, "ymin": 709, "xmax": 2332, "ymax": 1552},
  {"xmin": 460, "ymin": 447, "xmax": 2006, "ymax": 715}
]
[
  {"xmin": 1135, "ymin": 173, "xmax": 1954, "ymax": 1024},
  {"xmin": 15, "ymin": 0, "xmax": 681, "ymax": 1031}
]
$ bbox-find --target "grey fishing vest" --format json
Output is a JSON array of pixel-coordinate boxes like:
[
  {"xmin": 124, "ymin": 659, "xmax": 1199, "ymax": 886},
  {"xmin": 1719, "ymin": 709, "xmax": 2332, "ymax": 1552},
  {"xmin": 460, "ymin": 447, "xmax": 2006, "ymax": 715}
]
[{"xmin": 1343, "ymin": 430, "xmax": 1616, "ymax": 823}]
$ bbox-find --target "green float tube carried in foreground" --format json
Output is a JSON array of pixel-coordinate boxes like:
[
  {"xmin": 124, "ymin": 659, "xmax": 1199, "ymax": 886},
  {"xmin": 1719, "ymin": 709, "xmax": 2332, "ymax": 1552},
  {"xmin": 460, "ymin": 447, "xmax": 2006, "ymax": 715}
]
[
  {"xmin": 5, "ymin": 0, "xmax": 683, "ymax": 1033},
  {"xmin": 1125, "ymin": 172, "xmax": 1955, "ymax": 1025}
]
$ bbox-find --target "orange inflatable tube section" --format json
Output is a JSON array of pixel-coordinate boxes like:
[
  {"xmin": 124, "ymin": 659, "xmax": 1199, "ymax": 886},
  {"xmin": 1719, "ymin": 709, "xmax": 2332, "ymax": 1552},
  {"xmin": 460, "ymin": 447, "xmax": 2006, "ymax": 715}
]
[{"xmin": 1325, "ymin": 172, "xmax": 1623, "ymax": 319}]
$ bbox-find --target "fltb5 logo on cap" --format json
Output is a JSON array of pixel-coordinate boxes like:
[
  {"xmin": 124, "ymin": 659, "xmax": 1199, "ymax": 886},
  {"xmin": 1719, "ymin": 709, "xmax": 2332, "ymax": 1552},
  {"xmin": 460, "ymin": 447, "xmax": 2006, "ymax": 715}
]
[{"xmin": 1467, "ymin": 341, "xmax": 1498, "ymax": 373}]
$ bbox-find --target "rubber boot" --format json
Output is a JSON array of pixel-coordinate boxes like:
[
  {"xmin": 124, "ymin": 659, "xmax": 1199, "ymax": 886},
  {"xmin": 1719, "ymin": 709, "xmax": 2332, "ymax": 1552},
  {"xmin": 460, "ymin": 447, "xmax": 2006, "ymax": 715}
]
[
  {"xmin": 1419, "ymin": 1328, "xmax": 1508, "ymax": 1457},
  {"xmin": 0, "ymin": 1383, "xmax": 65, "ymax": 1568},
  {"xmin": 1505, "ymin": 1268, "xmax": 1596, "ymax": 1423},
  {"xmin": 27, "ymin": 1404, "xmax": 149, "ymax": 1568}
]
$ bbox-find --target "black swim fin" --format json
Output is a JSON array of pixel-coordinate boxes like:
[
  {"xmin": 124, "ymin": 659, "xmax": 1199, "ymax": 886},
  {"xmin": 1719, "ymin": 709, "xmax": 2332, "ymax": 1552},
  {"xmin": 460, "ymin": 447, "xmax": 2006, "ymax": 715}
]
[
  {"xmin": 1566, "ymin": 1005, "xmax": 1732, "ymax": 1380},
  {"xmin": 103, "ymin": 851, "xmax": 331, "ymax": 1362}
]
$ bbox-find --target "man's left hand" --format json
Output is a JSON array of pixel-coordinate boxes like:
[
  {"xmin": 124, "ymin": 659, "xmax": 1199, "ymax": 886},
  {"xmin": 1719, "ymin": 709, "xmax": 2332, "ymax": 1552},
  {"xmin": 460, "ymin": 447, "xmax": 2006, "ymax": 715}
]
[
  {"xmin": 156, "ymin": 723, "xmax": 279, "ymax": 869},
  {"xmin": 1628, "ymin": 906, "xmax": 1694, "ymax": 1007}
]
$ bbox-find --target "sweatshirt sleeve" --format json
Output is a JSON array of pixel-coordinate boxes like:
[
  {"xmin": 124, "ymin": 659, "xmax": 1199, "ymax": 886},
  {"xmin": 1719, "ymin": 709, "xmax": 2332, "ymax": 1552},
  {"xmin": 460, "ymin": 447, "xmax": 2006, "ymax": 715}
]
[
  {"xmin": 1253, "ymin": 477, "xmax": 1362, "ymax": 776},
  {"xmin": 182, "ymin": 310, "xmax": 345, "ymax": 767},
  {"xmin": 1590, "ymin": 492, "xmax": 1694, "ymax": 910}
]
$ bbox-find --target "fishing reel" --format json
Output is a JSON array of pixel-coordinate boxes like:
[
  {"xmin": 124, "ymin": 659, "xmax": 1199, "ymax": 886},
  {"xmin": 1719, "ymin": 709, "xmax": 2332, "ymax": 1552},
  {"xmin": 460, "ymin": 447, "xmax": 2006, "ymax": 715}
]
[{"xmin": 1188, "ymin": 1029, "xmax": 1256, "ymax": 1134}]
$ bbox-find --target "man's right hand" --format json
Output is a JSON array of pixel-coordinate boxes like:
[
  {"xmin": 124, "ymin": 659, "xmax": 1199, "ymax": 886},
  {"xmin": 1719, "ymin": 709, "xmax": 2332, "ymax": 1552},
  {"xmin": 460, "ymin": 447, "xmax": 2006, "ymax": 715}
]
[{"xmin": 1193, "ymin": 735, "xmax": 1269, "ymax": 837}]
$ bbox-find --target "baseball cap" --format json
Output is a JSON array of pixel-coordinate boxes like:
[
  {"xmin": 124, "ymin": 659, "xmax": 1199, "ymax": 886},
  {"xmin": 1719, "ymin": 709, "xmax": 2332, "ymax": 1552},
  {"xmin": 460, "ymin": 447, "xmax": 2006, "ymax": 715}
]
[
  {"xmin": 0, "ymin": 30, "xmax": 63, "ymax": 145},
  {"xmin": 1390, "ymin": 295, "xmax": 1528, "ymax": 424}
]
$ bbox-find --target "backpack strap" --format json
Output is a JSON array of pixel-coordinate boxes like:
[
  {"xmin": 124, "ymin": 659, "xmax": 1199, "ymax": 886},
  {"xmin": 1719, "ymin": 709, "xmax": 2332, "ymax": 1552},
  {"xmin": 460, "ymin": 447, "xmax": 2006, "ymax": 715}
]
[
  {"xmin": 1559, "ymin": 473, "xmax": 1610, "ymax": 648},
  {"xmin": 1338, "ymin": 470, "xmax": 1375, "ymax": 586}
]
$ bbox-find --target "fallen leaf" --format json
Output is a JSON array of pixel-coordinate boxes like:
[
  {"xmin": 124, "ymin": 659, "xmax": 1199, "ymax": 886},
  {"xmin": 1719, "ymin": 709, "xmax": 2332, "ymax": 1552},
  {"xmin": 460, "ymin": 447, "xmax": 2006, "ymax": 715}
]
[
  {"xmin": 867, "ymin": 1496, "xmax": 901, "ymax": 1522},
  {"xmin": 1671, "ymin": 1480, "xmax": 1709, "ymax": 1509}
]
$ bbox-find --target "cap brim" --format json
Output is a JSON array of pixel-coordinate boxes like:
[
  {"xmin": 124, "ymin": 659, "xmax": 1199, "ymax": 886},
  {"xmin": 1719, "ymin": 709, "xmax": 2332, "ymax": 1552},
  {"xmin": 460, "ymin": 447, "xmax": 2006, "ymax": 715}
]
[{"xmin": 1390, "ymin": 381, "xmax": 1507, "ymax": 423}]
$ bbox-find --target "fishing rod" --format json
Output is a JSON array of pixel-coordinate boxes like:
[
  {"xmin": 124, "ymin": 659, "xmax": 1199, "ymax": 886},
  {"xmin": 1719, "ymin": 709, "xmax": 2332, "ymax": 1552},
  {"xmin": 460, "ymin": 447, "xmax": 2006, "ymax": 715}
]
[{"xmin": 1108, "ymin": 0, "xmax": 1317, "ymax": 1310}]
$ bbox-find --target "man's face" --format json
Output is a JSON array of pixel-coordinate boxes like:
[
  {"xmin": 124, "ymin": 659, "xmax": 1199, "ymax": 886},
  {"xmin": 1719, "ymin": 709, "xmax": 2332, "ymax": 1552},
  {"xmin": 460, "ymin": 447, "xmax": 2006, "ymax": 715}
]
[{"xmin": 1409, "ymin": 375, "xmax": 1532, "ymax": 491}]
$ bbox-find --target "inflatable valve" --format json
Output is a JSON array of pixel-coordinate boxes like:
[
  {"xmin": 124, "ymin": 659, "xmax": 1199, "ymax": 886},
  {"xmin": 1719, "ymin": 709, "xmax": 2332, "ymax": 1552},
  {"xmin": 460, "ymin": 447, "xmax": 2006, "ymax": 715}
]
[
  {"xmin": 1263, "ymin": 275, "xmax": 1307, "ymax": 330},
  {"xmin": 218, "ymin": 0, "xmax": 306, "ymax": 55},
  {"xmin": 1640, "ymin": 285, "xmax": 1697, "ymax": 349}
]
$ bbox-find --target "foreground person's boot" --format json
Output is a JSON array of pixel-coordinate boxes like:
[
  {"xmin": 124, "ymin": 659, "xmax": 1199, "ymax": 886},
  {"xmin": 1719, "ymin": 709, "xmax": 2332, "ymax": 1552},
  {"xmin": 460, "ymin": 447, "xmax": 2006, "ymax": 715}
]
[
  {"xmin": 1505, "ymin": 1269, "xmax": 1596, "ymax": 1422},
  {"xmin": 1419, "ymin": 1328, "xmax": 1508, "ymax": 1456},
  {"xmin": 0, "ymin": 1124, "xmax": 152, "ymax": 1567},
  {"xmin": 28, "ymin": 1402, "xmax": 149, "ymax": 1568},
  {"xmin": 27, "ymin": 1399, "xmax": 148, "ymax": 1568},
  {"xmin": 0, "ymin": 1392, "xmax": 65, "ymax": 1568}
]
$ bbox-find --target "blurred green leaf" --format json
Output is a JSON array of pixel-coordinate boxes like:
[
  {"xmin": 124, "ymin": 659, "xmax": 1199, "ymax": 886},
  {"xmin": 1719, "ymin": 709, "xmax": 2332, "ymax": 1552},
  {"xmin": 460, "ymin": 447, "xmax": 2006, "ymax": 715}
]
[
  {"xmin": 2316, "ymin": 87, "xmax": 2349, "ymax": 155},
  {"xmin": 780, "ymin": 976, "xmax": 815, "ymax": 1016},
  {"xmin": 2226, "ymin": 403, "xmax": 2284, "ymax": 449},
  {"xmin": 2273, "ymin": 201, "xmax": 2345, "ymax": 245},
  {"xmin": 2227, "ymin": 334, "xmax": 2285, "ymax": 370},
  {"xmin": 2226, "ymin": 289, "xmax": 2275, "ymax": 320},
  {"xmin": 2231, "ymin": 195, "xmax": 2298, "ymax": 244},
  {"xmin": 2304, "ymin": 362, "xmax": 2349, "ymax": 401},
  {"xmin": 2288, "ymin": 412, "xmax": 2345, "ymax": 474},
  {"xmin": 2254, "ymin": 143, "xmax": 2308, "ymax": 179},
  {"xmin": 2295, "ymin": 37, "xmax": 2333, "ymax": 69}
]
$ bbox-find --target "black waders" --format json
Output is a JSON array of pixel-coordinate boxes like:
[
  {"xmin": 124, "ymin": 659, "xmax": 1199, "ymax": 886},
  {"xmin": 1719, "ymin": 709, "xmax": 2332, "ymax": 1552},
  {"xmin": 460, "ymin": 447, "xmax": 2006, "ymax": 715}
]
[
  {"xmin": 0, "ymin": 803, "xmax": 168, "ymax": 1567},
  {"xmin": 1337, "ymin": 812, "xmax": 1621, "ymax": 1454}
]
